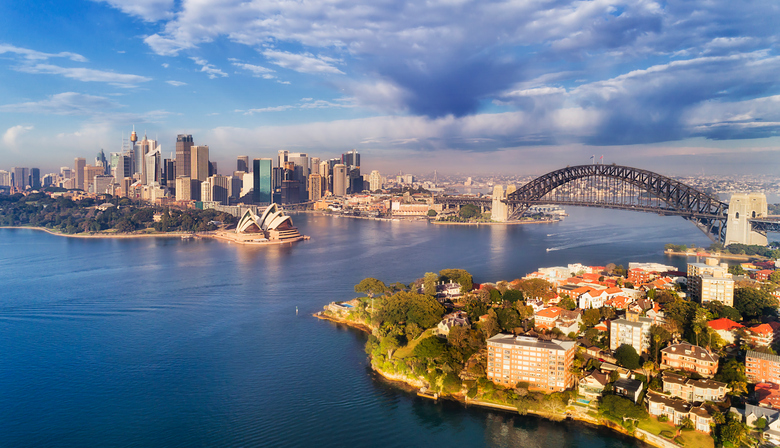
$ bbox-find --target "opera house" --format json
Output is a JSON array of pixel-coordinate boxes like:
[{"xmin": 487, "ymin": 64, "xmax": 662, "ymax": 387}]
[{"xmin": 215, "ymin": 204, "xmax": 306, "ymax": 244}]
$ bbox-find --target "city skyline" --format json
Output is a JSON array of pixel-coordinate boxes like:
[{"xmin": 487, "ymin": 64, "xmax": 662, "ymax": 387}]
[{"xmin": 1, "ymin": 1, "xmax": 779, "ymax": 175}]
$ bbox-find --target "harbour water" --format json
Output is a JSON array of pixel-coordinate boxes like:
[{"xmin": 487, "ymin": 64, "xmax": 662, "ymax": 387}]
[{"xmin": 0, "ymin": 208, "xmax": 714, "ymax": 447}]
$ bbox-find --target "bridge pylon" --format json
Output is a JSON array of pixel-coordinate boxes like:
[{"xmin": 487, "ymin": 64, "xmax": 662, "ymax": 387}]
[{"xmin": 724, "ymin": 193, "xmax": 768, "ymax": 246}]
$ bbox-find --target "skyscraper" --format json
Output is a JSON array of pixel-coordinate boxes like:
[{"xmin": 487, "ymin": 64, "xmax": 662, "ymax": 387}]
[
  {"xmin": 333, "ymin": 164, "xmax": 347, "ymax": 196},
  {"xmin": 278, "ymin": 150, "xmax": 289, "ymax": 168},
  {"xmin": 74, "ymin": 158, "xmax": 86, "ymax": 190},
  {"xmin": 30, "ymin": 168, "xmax": 41, "ymax": 190},
  {"xmin": 342, "ymin": 149, "xmax": 360, "ymax": 168},
  {"xmin": 145, "ymin": 147, "xmax": 162, "ymax": 185},
  {"xmin": 12, "ymin": 167, "xmax": 29, "ymax": 190},
  {"xmin": 96, "ymin": 149, "xmax": 109, "ymax": 175},
  {"xmin": 175, "ymin": 134, "xmax": 194, "ymax": 179},
  {"xmin": 139, "ymin": 136, "xmax": 157, "ymax": 184},
  {"xmin": 369, "ymin": 170, "xmax": 382, "ymax": 192},
  {"xmin": 253, "ymin": 158, "xmax": 272, "ymax": 204},
  {"xmin": 191, "ymin": 145, "xmax": 209, "ymax": 181},
  {"xmin": 0, "ymin": 170, "xmax": 10, "ymax": 187},
  {"xmin": 307, "ymin": 173, "xmax": 323, "ymax": 201},
  {"xmin": 237, "ymin": 156, "xmax": 249, "ymax": 173}
]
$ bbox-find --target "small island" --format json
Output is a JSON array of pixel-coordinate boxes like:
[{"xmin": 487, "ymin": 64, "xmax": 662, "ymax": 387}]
[{"xmin": 318, "ymin": 262, "xmax": 780, "ymax": 448}]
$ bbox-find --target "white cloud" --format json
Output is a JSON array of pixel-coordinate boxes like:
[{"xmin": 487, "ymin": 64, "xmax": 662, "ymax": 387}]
[
  {"xmin": 242, "ymin": 98, "xmax": 355, "ymax": 114},
  {"xmin": 166, "ymin": 80, "xmax": 187, "ymax": 86},
  {"xmin": 92, "ymin": 0, "xmax": 174, "ymax": 22},
  {"xmin": 3, "ymin": 125, "xmax": 34, "ymax": 147},
  {"xmin": 0, "ymin": 43, "xmax": 86, "ymax": 62},
  {"xmin": 161, "ymin": 63, "xmax": 169, "ymax": 68},
  {"xmin": 231, "ymin": 61, "xmax": 276, "ymax": 77},
  {"xmin": 262, "ymin": 50, "xmax": 344, "ymax": 75},
  {"xmin": 190, "ymin": 57, "xmax": 227, "ymax": 79},
  {"xmin": 0, "ymin": 92, "xmax": 121, "ymax": 115},
  {"xmin": 15, "ymin": 64, "xmax": 151, "ymax": 87}
]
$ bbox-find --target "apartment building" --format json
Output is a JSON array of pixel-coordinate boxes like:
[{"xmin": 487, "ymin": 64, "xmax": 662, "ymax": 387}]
[
  {"xmin": 660, "ymin": 343, "xmax": 719, "ymax": 378},
  {"xmin": 662, "ymin": 372, "xmax": 728, "ymax": 402},
  {"xmin": 609, "ymin": 317, "xmax": 652, "ymax": 354},
  {"xmin": 746, "ymin": 350, "xmax": 780, "ymax": 385},
  {"xmin": 486, "ymin": 334, "xmax": 576, "ymax": 392}
]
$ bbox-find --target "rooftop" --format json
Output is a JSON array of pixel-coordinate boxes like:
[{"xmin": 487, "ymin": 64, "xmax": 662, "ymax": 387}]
[
  {"xmin": 487, "ymin": 333, "xmax": 576, "ymax": 352},
  {"xmin": 747, "ymin": 350, "xmax": 780, "ymax": 363},
  {"xmin": 661, "ymin": 342, "xmax": 718, "ymax": 363}
]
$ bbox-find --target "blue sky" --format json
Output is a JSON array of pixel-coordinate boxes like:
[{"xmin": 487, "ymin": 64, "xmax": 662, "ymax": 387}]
[{"xmin": 1, "ymin": 0, "xmax": 779, "ymax": 176}]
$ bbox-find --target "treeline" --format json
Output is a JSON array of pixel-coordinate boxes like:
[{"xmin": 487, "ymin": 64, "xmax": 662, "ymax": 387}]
[{"xmin": 0, "ymin": 192, "xmax": 237, "ymax": 234}]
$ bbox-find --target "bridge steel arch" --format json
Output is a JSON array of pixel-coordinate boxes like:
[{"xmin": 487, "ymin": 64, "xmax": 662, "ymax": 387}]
[{"xmin": 505, "ymin": 164, "xmax": 729, "ymax": 241}]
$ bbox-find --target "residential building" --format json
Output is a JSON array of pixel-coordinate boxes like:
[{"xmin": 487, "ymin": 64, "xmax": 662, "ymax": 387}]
[
  {"xmin": 578, "ymin": 370, "xmax": 609, "ymax": 401},
  {"xmin": 707, "ymin": 318, "xmax": 743, "ymax": 344},
  {"xmin": 614, "ymin": 378, "xmax": 643, "ymax": 403},
  {"xmin": 534, "ymin": 306, "xmax": 563, "ymax": 330},
  {"xmin": 609, "ymin": 317, "xmax": 652, "ymax": 354},
  {"xmin": 647, "ymin": 391, "xmax": 712, "ymax": 433},
  {"xmin": 747, "ymin": 323, "xmax": 780, "ymax": 348},
  {"xmin": 756, "ymin": 383, "xmax": 780, "ymax": 409},
  {"xmin": 175, "ymin": 134, "xmax": 194, "ymax": 179},
  {"xmin": 307, "ymin": 173, "xmax": 323, "ymax": 201},
  {"xmin": 435, "ymin": 311, "xmax": 470, "ymax": 337},
  {"xmin": 660, "ymin": 343, "xmax": 719, "ymax": 377},
  {"xmin": 662, "ymin": 371, "xmax": 728, "ymax": 402},
  {"xmin": 746, "ymin": 351, "xmax": 780, "ymax": 385},
  {"xmin": 687, "ymin": 260, "xmax": 734, "ymax": 306},
  {"xmin": 555, "ymin": 309, "xmax": 583, "ymax": 335},
  {"xmin": 486, "ymin": 334, "xmax": 576, "ymax": 392}
]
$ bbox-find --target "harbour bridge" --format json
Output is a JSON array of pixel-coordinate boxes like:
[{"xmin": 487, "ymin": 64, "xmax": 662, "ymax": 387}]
[{"xmin": 434, "ymin": 164, "xmax": 780, "ymax": 244}]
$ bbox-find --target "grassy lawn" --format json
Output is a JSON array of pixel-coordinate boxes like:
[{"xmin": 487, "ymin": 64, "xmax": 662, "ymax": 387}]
[
  {"xmin": 638, "ymin": 417, "xmax": 714, "ymax": 448},
  {"xmin": 394, "ymin": 329, "xmax": 433, "ymax": 359}
]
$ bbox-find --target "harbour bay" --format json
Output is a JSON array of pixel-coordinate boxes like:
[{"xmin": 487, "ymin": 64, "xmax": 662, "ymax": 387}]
[{"xmin": 0, "ymin": 208, "xmax": 713, "ymax": 447}]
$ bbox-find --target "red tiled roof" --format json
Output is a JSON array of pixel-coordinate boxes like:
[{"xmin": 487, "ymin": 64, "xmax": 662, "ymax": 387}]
[
  {"xmin": 535, "ymin": 306, "xmax": 563, "ymax": 319},
  {"xmin": 749, "ymin": 323, "xmax": 774, "ymax": 336},
  {"xmin": 707, "ymin": 318, "xmax": 743, "ymax": 331}
]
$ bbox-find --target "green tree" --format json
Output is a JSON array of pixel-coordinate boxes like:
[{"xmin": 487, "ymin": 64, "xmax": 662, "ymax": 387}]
[
  {"xmin": 614, "ymin": 344, "xmax": 641, "ymax": 370},
  {"xmin": 720, "ymin": 420, "xmax": 746, "ymax": 444},
  {"xmin": 374, "ymin": 291, "xmax": 445, "ymax": 329},
  {"xmin": 516, "ymin": 278, "xmax": 556, "ymax": 302},
  {"xmin": 599, "ymin": 395, "xmax": 648, "ymax": 421},
  {"xmin": 423, "ymin": 272, "xmax": 438, "ymax": 296},
  {"xmin": 734, "ymin": 287, "xmax": 777, "ymax": 320},
  {"xmin": 439, "ymin": 269, "xmax": 473, "ymax": 293},
  {"xmin": 412, "ymin": 336, "xmax": 447, "ymax": 358},
  {"xmin": 502, "ymin": 289, "xmax": 523, "ymax": 303},
  {"xmin": 355, "ymin": 278, "xmax": 388, "ymax": 297},
  {"xmin": 770, "ymin": 271, "xmax": 780, "ymax": 284},
  {"xmin": 459, "ymin": 204, "xmax": 480, "ymax": 219},
  {"xmin": 583, "ymin": 309, "xmax": 601, "ymax": 327},
  {"xmin": 427, "ymin": 209, "xmax": 437, "ymax": 217},
  {"xmin": 558, "ymin": 296, "xmax": 576, "ymax": 311}
]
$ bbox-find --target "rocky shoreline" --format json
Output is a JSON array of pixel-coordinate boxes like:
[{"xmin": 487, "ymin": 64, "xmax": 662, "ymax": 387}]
[{"xmin": 315, "ymin": 312, "xmax": 672, "ymax": 448}]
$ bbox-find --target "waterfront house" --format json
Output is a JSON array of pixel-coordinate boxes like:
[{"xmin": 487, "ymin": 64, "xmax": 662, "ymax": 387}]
[
  {"xmin": 660, "ymin": 343, "xmax": 719, "ymax": 378},
  {"xmin": 578, "ymin": 370, "xmax": 609, "ymax": 401},
  {"xmin": 614, "ymin": 378, "xmax": 643, "ymax": 403},
  {"xmin": 646, "ymin": 390, "xmax": 713, "ymax": 433}
]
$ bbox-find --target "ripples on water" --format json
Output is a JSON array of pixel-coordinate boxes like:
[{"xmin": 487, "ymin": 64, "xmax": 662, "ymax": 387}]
[{"xmin": 0, "ymin": 207, "xmax": 706, "ymax": 447}]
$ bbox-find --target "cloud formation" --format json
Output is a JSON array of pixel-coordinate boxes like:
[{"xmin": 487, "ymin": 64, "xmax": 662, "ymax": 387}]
[
  {"xmin": 0, "ymin": 43, "xmax": 87, "ymax": 62},
  {"xmin": 190, "ymin": 57, "xmax": 227, "ymax": 79},
  {"xmin": 15, "ymin": 64, "xmax": 151, "ymax": 87},
  {"xmin": 3, "ymin": 125, "xmax": 34, "ymax": 147}
]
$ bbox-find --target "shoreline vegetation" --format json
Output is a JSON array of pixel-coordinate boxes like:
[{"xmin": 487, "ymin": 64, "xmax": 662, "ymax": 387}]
[
  {"xmin": 315, "ymin": 311, "xmax": 676, "ymax": 448},
  {"xmin": 313, "ymin": 268, "xmax": 729, "ymax": 448}
]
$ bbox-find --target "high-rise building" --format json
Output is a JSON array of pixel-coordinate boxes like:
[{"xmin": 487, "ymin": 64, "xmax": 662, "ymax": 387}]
[
  {"xmin": 348, "ymin": 167, "xmax": 362, "ymax": 194},
  {"xmin": 310, "ymin": 157, "xmax": 320, "ymax": 173},
  {"xmin": 42, "ymin": 173, "xmax": 55, "ymax": 187},
  {"xmin": 231, "ymin": 172, "xmax": 243, "ymax": 200},
  {"xmin": 687, "ymin": 260, "xmax": 734, "ymax": 306},
  {"xmin": 307, "ymin": 173, "xmax": 323, "ymax": 201},
  {"xmin": 209, "ymin": 161, "xmax": 217, "ymax": 177},
  {"xmin": 0, "ymin": 170, "xmax": 11, "ymax": 187},
  {"xmin": 175, "ymin": 134, "xmax": 194, "ymax": 179},
  {"xmin": 93, "ymin": 175, "xmax": 115, "ymax": 195},
  {"xmin": 278, "ymin": 150, "xmax": 289, "ymax": 168},
  {"xmin": 610, "ymin": 317, "xmax": 652, "ymax": 354},
  {"xmin": 333, "ymin": 164, "xmax": 347, "ymax": 196},
  {"xmin": 237, "ymin": 156, "xmax": 249, "ymax": 173},
  {"xmin": 207, "ymin": 175, "xmax": 231, "ymax": 205},
  {"xmin": 162, "ymin": 158, "xmax": 175, "ymax": 186},
  {"xmin": 30, "ymin": 168, "xmax": 41, "ymax": 190},
  {"xmin": 369, "ymin": 170, "xmax": 382, "ymax": 192},
  {"xmin": 84, "ymin": 165, "xmax": 104, "ymax": 193},
  {"xmin": 145, "ymin": 147, "xmax": 162, "ymax": 185},
  {"xmin": 176, "ymin": 176, "xmax": 193, "ymax": 201},
  {"xmin": 130, "ymin": 127, "xmax": 139, "ymax": 174},
  {"xmin": 74, "ymin": 158, "xmax": 86, "ymax": 190},
  {"xmin": 253, "ymin": 158, "xmax": 273, "ymax": 204},
  {"xmin": 191, "ymin": 145, "xmax": 209, "ymax": 182},
  {"xmin": 12, "ymin": 167, "xmax": 29, "ymax": 190},
  {"xmin": 342, "ymin": 149, "xmax": 360, "ymax": 168},
  {"xmin": 486, "ymin": 334, "xmax": 576, "ymax": 392},
  {"xmin": 96, "ymin": 149, "xmax": 109, "ymax": 175},
  {"xmin": 139, "ymin": 136, "xmax": 157, "ymax": 184},
  {"xmin": 60, "ymin": 167, "xmax": 73, "ymax": 179},
  {"xmin": 288, "ymin": 152, "xmax": 309, "ymax": 178}
]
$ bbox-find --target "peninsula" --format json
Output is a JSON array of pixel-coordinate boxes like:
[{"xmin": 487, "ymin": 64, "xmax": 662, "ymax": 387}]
[{"xmin": 319, "ymin": 261, "xmax": 780, "ymax": 448}]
